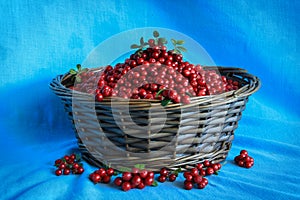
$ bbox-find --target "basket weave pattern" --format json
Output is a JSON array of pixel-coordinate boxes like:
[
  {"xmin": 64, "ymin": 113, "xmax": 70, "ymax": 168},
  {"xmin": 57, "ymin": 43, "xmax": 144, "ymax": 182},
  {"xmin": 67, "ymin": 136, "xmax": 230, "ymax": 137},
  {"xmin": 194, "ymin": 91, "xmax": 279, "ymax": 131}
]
[{"xmin": 50, "ymin": 66, "xmax": 260, "ymax": 171}]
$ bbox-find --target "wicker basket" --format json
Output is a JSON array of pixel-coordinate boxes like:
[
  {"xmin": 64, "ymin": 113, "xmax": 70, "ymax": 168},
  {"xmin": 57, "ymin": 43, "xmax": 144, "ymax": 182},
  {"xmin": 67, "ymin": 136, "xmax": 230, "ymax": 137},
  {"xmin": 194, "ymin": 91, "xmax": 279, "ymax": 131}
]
[{"xmin": 49, "ymin": 66, "xmax": 260, "ymax": 171}]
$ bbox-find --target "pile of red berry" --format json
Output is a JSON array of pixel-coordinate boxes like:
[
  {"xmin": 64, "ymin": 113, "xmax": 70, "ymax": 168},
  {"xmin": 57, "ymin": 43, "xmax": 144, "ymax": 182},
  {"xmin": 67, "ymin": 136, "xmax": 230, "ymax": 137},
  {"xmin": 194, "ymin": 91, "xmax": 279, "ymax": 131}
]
[
  {"xmin": 113, "ymin": 168, "xmax": 156, "ymax": 191},
  {"xmin": 70, "ymin": 31, "xmax": 240, "ymax": 105},
  {"xmin": 183, "ymin": 160, "xmax": 221, "ymax": 190},
  {"xmin": 54, "ymin": 153, "xmax": 84, "ymax": 176},
  {"xmin": 89, "ymin": 167, "xmax": 115, "ymax": 184},
  {"xmin": 234, "ymin": 150, "xmax": 254, "ymax": 168},
  {"xmin": 157, "ymin": 168, "xmax": 180, "ymax": 182}
]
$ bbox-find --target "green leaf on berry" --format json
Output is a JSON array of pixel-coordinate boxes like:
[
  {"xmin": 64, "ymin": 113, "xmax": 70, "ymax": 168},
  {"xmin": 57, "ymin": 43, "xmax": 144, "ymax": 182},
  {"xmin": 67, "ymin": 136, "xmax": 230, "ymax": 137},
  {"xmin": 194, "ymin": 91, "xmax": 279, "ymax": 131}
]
[
  {"xmin": 153, "ymin": 30, "xmax": 159, "ymax": 38},
  {"xmin": 173, "ymin": 167, "xmax": 182, "ymax": 176},
  {"xmin": 161, "ymin": 99, "xmax": 171, "ymax": 106},
  {"xmin": 134, "ymin": 164, "xmax": 145, "ymax": 170},
  {"xmin": 214, "ymin": 171, "xmax": 219, "ymax": 175},
  {"xmin": 75, "ymin": 154, "xmax": 81, "ymax": 162},
  {"xmin": 152, "ymin": 181, "xmax": 158, "ymax": 187},
  {"xmin": 156, "ymin": 88, "xmax": 166, "ymax": 97}
]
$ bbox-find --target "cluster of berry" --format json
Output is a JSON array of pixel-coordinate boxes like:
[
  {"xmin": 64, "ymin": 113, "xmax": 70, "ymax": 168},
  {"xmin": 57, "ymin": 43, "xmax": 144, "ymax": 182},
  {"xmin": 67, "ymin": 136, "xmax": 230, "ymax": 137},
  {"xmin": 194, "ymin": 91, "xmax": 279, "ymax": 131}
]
[
  {"xmin": 234, "ymin": 150, "xmax": 254, "ymax": 168},
  {"xmin": 54, "ymin": 153, "xmax": 84, "ymax": 176}
]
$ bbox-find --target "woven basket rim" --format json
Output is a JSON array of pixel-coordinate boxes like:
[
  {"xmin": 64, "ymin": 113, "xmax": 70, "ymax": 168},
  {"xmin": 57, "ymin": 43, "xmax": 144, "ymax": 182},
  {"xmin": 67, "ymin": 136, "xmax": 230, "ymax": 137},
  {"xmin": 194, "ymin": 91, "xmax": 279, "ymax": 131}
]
[{"xmin": 49, "ymin": 66, "xmax": 261, "ymax": 109}]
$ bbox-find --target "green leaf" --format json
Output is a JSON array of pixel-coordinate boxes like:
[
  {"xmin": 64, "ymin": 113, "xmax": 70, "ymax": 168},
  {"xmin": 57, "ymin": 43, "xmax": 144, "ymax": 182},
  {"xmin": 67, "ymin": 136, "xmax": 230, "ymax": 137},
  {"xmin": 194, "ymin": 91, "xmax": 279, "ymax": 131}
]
[
  {"xmin": 156, "ymin": 88, "xmax": 166, "ymax": 97},
  {"xmin": 119, "ymin": 167, "xmax": 131, "ymax": 172},
  {"xmin": 134, "ymin": 164, "xmax": 145, "ymax": 170},
  {"xmin": 158, "ymin": 37, "xmax": 167, "ymax": 45},
  {"xmin": 140, "ymin": 37, "xmax": 145, "ymax": 45},
  {"xmin": 153, "ymin": 30, "xmax": 159, "ymax": 38},
  {"xmin": 171, "ymin": 39, "xmax": 177, "ymax": 46},
  {"xmin": 161, "ymin": 99, "xmax": 171, "ymax": 106},
  {"xmin": 76, "ymin": 64, "xmax": 81, "ymax": 71},
  {"xmin": 152, "ymin": 181, "xmax": 158, "ymax": 187},
  {"xmin": 130, "ymin": 44, "xmax": 140, "ymax": 49},
  {"xmin": 69, "ymin": 69, "xmax": 77, "ymax": 75},
  {"xmin": 176, "ymin": 40, "xmax": 185, "ymax": 45},
  {"xmin": 176, "ymin": 46, "xmax": 187, "ymax": 52},
  {"xmin": 214, "ymin": 171, "xmax": 219, "ymax": 175},
  {"xmin": 75, "ymin": 76, "xmax": 82, "ymax": 83},
  {"xmin": 173, "ymin": 167, "xmax": 182, "ymax": 176}
]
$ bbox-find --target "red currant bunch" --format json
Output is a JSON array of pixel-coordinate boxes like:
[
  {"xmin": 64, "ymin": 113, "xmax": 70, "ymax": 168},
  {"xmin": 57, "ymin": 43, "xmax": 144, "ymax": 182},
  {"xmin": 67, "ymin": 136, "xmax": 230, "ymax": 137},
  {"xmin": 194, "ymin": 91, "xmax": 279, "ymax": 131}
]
[
  {"xmin": 114, "ymin": 168, "xmax": 156, "ymax": 192},
  {"xmin": 157, "ymin": 168, "xmax": 180, "ymax": 183},
  {"xmin": 89, "ymin": 167, "xmax": 115, "ymax": 184},
  {"xmin": 234, "ymin": 150, "xmax": 254, "ymax": 168},
  {"xmin": 183, "ymin": 160, "xmax": 222, "ymax": 190},
  {"xmin": 54, "ymin": 153, "xmax": 84, "ymax": 176}
]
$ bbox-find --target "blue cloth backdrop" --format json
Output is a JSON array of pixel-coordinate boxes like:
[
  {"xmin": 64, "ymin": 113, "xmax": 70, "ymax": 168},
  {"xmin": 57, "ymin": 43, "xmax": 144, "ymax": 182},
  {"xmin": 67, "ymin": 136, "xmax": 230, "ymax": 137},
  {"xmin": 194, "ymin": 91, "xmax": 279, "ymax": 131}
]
[{"xmin": 0, "ymin": 0, "xmax": 299, "ymax": 199}]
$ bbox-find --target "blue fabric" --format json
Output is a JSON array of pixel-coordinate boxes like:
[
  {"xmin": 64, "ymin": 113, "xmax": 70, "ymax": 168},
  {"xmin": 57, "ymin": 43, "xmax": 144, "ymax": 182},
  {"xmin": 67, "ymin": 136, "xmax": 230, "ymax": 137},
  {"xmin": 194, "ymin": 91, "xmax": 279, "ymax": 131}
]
[{"xmin": 1, "ymin": 0, "xmax": 299, "ymax": 199}]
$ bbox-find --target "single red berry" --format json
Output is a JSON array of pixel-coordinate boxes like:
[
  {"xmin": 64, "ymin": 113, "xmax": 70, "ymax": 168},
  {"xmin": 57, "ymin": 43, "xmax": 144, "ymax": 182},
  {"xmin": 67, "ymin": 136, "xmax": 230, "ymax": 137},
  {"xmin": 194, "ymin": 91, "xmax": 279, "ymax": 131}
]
[
  {"xmin": 64, "ymin": 155, "xmax": 70, "ymax": 161},
  {"xmin": 240, "ymin": 150, "xmax": 248, "ymax": 156},
  {"xmin": 58, "ymin": 163, "xmax": 66, "ymax": 169},
  {"xmin": 122, "ymin": 182, "xmax": 131, "ymax": 192},
  {"xmin": 70, "ymin": 154, "xmax": 76, "ymax": 160},
  {"xmin": 137, "ymin": 182, "xmax": 146, "ymax": 189},
  {"xmin": 144, "ymin": 177, "xmax": 154, "ymax": 186},
  {"xmin": 96, "ymin": 168, "xmax": 107, "ymax": 177},
  {"xmin": 131, "ymin": 175, "xmax": 142, "ymax": 186},
  {"xmin": 63, "ymin": 168, "xmax": 71, "ymax": 175},
  {"xmin": 202, "ymin": 177, "xmax": 208, "ymax": 185},
  {"xmin": 157, "ymin": 175, "xmax": 167, "ymax": 183},
  {"xmin": 72, "ymin": 163, "xmax": 79, "ymax": 169},
  {"xmin": 160, "ymin": 168, "xmax": 169, "ymax": 177},
  {"xmin": 199, "ymin": 169, "xmax": 206, "ymax": 176},
  {"xmin": 54, "ymin": 159, "xmax": 62, "ymax": 166},
  {"xmin": 75, "ymin": 166, "xmax": 84, "ymax": 174},
  {"xmin": 102, "ymin": 175, "xmax": 111, "ymax": 183},
  {"xmin": 206, "ymin": 167, "xmax": 214, "ymax": 175},
  {"xmin": 245, "ymin": 162, "xmax": 253, "ymax": 168},
  {"xmin": 106, "ymin": 168, "xmax": 115, "ymax": 176},
  {"xmin": 196, "ymin": 163, "xmax": 204, "ymax": 170},
  {"xmin": 122, "ymin": 172, "xmax": 132, "ymax": 181},
  {"xmin": 183, "ymin": 172, "xmax": 193, "ymax": 181},
  {"xmin": 55, "ymin": 169, "xmax": 62, "ymax": 176},
  {"xmin": 238, "ymin": 160, "xmax": 245, "ymax": 167},
  {"xmin": 89, "ymin": 173, "xmax": 101, "ymax": 183},
  {"xmin": 190, "ymin": 168, "xmax": 199, "ymax": 177},
  {"xmin": 139, "ymin": 170, "xmax": 148, "ymax": 179},
  {"xmin": 193, "ymin": 175, "xmax": 203, "ymax": 184},
  {"xmin": 203, "ymin": 160, "xmax": 211, "ymax": 167},
  {"xmin": 114, "ymin": 177, "xmax": 123, "ymax": 186},
  {"xmin": 168, "ymin": 174, "xmax": 177, "ymax": 182},
  {"xmin": 211, "ymin": 164, "xmax": 219, "ymax": 172},
  {"xmin": 184, "ymin": 180, "xmax": 193, "ymax": 190},
  {"xmin": 197, "ymin": 182, "xmax": 206, "ymax": 189},
  {"xmin": 147, "ymin": 171, "xmax": 155, "ymax": 179}
]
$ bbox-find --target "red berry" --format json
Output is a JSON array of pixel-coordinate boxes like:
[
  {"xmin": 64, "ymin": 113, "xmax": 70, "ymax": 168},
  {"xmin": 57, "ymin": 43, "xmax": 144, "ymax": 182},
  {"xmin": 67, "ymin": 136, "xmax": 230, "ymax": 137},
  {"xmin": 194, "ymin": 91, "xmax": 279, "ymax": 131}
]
[
  {"xmin": 131, "ymin": 175, "xmax": 142, "ymax": 186},
  {"xmin": 102, "ymin": 175, "xmax": 111, "ymax": 183},
  {"xmin": 147, "ymin": 171, "xmax": 155, "ymax": 178},
  {"xmin": 75, "ymin": 166, "xmax": 84, "ymax": 174},
  {"xmin": 199, "ymin": 169, "xmax": 206, "ymax": 176},
  {"xmin": 211, "ymin": 164, "xmax": 219, "ymax": 172},
  {"xmin": 122, "ymin": 172, "xmax": 132, "ymax": 181},
  {"xmin": 63, "ymin": 168, "xmax": 71, "ymax": 175},
  {"xmin": 202, "ymin": 177, "xmax": 208, "ymax": 185},
  {"xmin": 196, "ymin": 163, "xmax": 204, "ymax": 170},
  {"xmin": 122, "ymin": 182, "xmax": 131, "ymax": 192},
  {"xmin": 55, "ymin": 159, "xmax": 62, "ymax": 166},
  {"xmin": 190, "ymin": 168, "xmax": 199, "ymax": 177},
  {"xmin": 157, "ymin": 175, "xmax": 167, "ymax": 183},
  {"xmin": 137, "ymin": 182, "xmax": 146, "ymax": 189},
  {"xmin": 96, "ymin": 168, "xmax": 107, "ymax": 177},
  {"xmin": 58, "ymin": 163, "xmax": 66, "ymax": 169},
  {"xmin": 203, "ymin": 160, "xmax": 211, "ymax": 167},
  {"xmin": 197, "ymin": 182, "xmax": 206, "ymax": 189},
  {"xmin": 160, "ymin": 168, "xmax": 169, "ymax": 177},
  {"xmin": 106, "ymin": 168, "xmax": 114, "ymax": 176},
  {"xmin": 144, "ymin": 177, "xmax": 154, "ymax": 186},
  {"xmin": 55, "ymin": 169, "xmax": 62, "ymax": 176},
  {"xmin": 206, "ymin": 167, "xmax": 214, "ymax": 175},
  {"xmin": 72, "ymin": 163, "xmax": 79, "ymax": 169},
  {"xmin": 193, "ymin": 175, "xmax": 203, "ymax": 184},
  {"xmin": 114, "ymin": 177, "xmax": 123, "ymax": 186},
  {"xmin": 90, "ymin": 173, "xmax": 101, "ymax": 183},
  {"xmin": 184, "ymin": 180, "xmax": 193, "ymax": 190},
  {"xmin": 168, "ymin": 174, "xmax": 177, "ymax": 182},
  {"xmin": 139, "ymin": 170, "xmax": 148, "ymax": 179}
]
